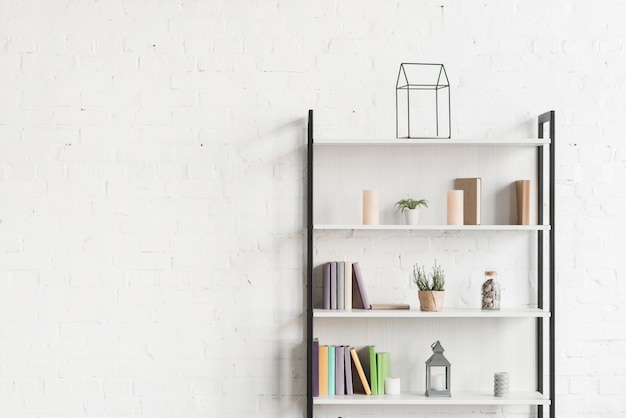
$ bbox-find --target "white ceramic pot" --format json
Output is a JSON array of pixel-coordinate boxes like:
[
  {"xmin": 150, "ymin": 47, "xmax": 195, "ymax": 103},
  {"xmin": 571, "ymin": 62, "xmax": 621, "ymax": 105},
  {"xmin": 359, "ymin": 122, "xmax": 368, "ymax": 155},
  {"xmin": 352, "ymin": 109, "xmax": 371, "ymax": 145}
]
[{"xmin": 405, "ymin": 208, "xmax": 420, "ymax": 225}]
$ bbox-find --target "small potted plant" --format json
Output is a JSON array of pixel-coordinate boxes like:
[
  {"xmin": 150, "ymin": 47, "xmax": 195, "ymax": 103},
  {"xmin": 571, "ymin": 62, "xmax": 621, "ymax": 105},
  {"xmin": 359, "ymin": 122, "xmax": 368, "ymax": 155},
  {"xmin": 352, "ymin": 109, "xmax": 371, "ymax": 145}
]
[
  {"xmin": 395, "ymin": 197, "xmax": 428, "ymax": 225},
  {"xmin": 412, "ymin": 260, "xmax": 445, "ymax": 312}
]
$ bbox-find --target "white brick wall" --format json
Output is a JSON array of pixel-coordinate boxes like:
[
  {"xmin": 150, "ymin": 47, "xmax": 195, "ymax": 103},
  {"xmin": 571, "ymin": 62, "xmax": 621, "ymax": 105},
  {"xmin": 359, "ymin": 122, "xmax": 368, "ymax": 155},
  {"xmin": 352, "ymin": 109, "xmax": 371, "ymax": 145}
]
[{"xmin": 0, "ymin": 0, "xmax": 624, "ymax": 416}]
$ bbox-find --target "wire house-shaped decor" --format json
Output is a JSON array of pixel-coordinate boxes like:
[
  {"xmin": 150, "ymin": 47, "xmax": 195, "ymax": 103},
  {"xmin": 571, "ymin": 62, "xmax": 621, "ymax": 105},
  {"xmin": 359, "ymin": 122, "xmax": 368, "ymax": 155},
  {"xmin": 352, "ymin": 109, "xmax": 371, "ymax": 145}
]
[{"xmin": 396, "ymin": 63, "xmax": 451, "ymax": 139}]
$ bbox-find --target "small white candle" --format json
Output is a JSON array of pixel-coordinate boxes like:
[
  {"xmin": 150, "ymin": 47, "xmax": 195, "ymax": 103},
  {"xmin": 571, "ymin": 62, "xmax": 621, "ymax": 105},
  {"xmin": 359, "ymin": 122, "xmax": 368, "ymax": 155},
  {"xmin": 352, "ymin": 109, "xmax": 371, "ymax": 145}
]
[
  {"xmin": 363, "ymin": 189, "xmax": 379, "ymax": 225},
  {"xmin": 384, "ymin": 377, "xmax": 401, "ymax": 395},
  {"xmin": 432, "ymin": 373, "xmax": 445, "ymax": 391},
  {"xmin": 447, "ymin": 190, "xmax": 463, "ymax": 225}
]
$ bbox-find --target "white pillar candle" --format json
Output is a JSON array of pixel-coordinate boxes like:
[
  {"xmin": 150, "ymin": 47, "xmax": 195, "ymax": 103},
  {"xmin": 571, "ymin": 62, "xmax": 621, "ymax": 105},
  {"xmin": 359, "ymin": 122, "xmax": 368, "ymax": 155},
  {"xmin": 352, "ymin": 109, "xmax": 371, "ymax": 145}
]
[
  {"xmin": 447, "ymin": 190, "xmax": 463, "ymax": 225},
  {"xmin": 363, "ymin": 189, "xmax": 379, "ymax": 225},
  {"xmin": 384, "ymin": 377, "xmax": 401, "ymax": 395},
  {"xmin": 431, "ymin": 373, "xmax": 445, "ymax": 391}
]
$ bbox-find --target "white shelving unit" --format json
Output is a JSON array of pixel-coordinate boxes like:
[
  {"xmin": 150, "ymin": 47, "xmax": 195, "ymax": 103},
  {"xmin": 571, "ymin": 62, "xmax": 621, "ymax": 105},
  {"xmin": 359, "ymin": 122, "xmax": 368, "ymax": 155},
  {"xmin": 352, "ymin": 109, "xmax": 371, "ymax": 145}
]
[{"xmin": 305, "ymin": 110, "xmax": 556, "ymax": 418}]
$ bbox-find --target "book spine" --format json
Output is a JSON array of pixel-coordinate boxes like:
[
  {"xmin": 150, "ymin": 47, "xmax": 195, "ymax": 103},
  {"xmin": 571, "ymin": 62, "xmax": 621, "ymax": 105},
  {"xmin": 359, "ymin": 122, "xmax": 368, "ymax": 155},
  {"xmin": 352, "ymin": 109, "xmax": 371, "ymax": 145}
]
[
  {"xmin": 352, "ymin": 262, "xmax": 371, "ymax": 309},
  {"xmin": 344, "ymin": 261, "xmax": 352, "ymax": 310},
  {"xmin": 382, "ymin": 352, "xmax": 391, "ymax": 393},
  {"xmin": 313, "ymin": 339, "xmax": 319, "ymax": 397},
  {"xmin": 323, "ymin": 263, "xmax": 330, "ymax": 310},
  {"xmin": 319, "ymin": 345, "xmax": 328, "ymax": 395},
  {"xmin": 369, "ymin": 345, "xmax": 378, "ymax": 395},
  {"xmin": 345, "ymin": 345, "xmax": 353, "ymax": 395},
  {"xmin": 455, "ymin": 177, "xmax": 482, "ymax": 225},
  {"xmin": 516, "ymin": 179, "xmax": 531, "ymax": 225},
  {"xmin": 328, "ymin": 345, "xmax": 335, "ymax": 395},
  {"xmin": 377, "ymin": 352, "xmax": 390, "ymax": 394},
  {"xmin": 330, "ymin": 262, "xmax": 337, "ymax": 310},
  {"xmin": 335, "ymin": 346, "xmax": 345, "ymax": 395},
  {"xmin": 337, "ymin": 261, "xmax": 345, "ymax": 310}
]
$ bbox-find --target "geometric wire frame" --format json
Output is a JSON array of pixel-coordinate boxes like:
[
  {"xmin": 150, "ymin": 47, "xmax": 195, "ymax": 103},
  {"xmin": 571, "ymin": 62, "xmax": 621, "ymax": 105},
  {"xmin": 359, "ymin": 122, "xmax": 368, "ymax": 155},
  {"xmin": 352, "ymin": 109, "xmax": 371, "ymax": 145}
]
[{"xmin": 396, "ymin": 63, "xmax": 451, "ymax": 139}]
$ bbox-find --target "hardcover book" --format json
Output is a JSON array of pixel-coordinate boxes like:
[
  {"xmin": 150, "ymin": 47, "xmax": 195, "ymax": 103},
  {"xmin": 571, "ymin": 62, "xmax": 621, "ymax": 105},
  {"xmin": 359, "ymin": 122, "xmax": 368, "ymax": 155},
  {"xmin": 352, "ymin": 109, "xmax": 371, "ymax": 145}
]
[
  {"xmin": 370, "ymin": 303, "xmax": 410, "ymax": 310},
  {"xmin": 351, "ymin": 262, "xmax": 371, "ymax": 309},
  {"xmin": 344, "ymin": 261, "xmax": 352, "ymax": 310},
  {"xmin": 369, "ymin": 345, "xmax": 378, "ymax": 395},
  {"xmin": 345, "ymin": 345, "xmax": 354, "ymax": 395},
  {"xmin": 349, "ymin": 347, "xmax": 371, "ymax": 395},
  {"xmin": 328, "ymin": 345, "xmax": 335, "ymax": 395},
  {"xmin": 337, "ymin": 261, "xmax": 345, "ymax": 310},
  {"xmin": 376, "ymin": 352, "xmax": 391, "ymax": 394},
  {"xmin": 323, "ymin": 263, "xmax": 330, "ymax": 310},
  {"xmin": 330, "ymin": 262, "xmax": 337, "ymax": 310},
  {"xmin": 455, "ymin": 177, "xmax": 482, "ymax": 225},
  {"xmin": 335, "ymin": 346, "xmax": 345, "ymax": 395},
  {"xmin": 319, "ymin": 345, "xmax": 328, "ymax": 395},
  {"xmin": 516, "ymin": 179, "xmax": 531, "ymax": 225}
]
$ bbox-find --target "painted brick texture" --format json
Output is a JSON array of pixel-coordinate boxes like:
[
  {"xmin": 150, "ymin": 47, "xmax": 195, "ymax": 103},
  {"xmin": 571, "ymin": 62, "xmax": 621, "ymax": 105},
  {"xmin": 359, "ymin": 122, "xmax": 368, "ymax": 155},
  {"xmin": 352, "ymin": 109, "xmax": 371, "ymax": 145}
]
[{"xmin": 0, "ymin": 0, "xmax": 624, "ymax": 417}]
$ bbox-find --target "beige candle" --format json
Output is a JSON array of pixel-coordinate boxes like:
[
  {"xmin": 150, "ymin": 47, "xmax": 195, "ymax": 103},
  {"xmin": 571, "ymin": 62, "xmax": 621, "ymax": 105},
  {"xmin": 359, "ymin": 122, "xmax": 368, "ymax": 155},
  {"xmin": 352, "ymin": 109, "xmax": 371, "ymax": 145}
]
[
  {"xmin": 447, "ymin": 190, "xmax": 463, "ymax": 225},
  {"xmin": 362, "ymin": 189, "xmax": 379, "ymax": 225}
]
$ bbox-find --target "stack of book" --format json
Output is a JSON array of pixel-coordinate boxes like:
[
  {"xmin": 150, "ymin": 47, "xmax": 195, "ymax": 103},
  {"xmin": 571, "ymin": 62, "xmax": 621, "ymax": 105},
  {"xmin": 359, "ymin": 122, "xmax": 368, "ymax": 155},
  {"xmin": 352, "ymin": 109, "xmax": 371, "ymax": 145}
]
[
  {"xmin": 322, "ymin": 261, "xmax": 370, "ymax": 310},
  {"xmin": 321, "ymin": 261, "xmax": 410, "ymax": 311},
  {"xmin": 312, "ymin": 339, "xmax": 393, "ymax": 396}
]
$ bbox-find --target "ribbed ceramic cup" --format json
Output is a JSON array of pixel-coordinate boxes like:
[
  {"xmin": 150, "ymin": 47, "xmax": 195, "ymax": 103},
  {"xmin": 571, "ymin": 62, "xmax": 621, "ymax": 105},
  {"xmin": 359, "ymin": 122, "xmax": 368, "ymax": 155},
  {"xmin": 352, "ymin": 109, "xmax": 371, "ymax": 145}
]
[{"xmin": 494, "ymin": 372, "xmax": 509, "ymax": 397}]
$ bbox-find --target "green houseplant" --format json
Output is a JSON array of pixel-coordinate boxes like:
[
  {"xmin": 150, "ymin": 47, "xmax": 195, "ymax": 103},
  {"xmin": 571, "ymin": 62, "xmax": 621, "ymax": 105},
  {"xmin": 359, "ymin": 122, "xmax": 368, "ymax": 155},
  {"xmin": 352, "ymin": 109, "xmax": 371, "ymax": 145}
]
[
  {"xmin": 412, "ymin": 260, "xmax": 445, "ymax": 311},
  {"xmin": 395, "ymin": 197, "xmax": 428, "ymax": 225}
]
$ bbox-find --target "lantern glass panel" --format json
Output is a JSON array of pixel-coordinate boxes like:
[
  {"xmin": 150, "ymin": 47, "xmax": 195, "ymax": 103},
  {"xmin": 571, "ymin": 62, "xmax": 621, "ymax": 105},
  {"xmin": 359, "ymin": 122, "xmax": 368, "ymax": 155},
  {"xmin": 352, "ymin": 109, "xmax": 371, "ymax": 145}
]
[{"xmin": 429, "ymin": 366, "xmax": 448, "ymax": 391}]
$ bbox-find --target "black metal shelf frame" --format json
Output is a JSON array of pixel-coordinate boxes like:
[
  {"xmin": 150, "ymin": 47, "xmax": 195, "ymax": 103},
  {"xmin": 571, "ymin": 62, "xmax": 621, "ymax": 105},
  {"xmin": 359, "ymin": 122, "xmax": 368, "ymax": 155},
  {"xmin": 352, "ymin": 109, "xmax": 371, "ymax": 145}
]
[{"xmin": 305, "ymin": 110, "xmax": 555, "ymax": 418}]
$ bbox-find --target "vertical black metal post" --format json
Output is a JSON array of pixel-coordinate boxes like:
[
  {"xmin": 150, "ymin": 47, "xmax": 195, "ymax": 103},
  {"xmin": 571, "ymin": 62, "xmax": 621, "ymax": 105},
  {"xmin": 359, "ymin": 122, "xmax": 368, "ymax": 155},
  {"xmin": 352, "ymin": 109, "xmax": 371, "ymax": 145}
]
[
  {"xmin": 306, "ymin": 110, "xmax": 314, "ymax": 418},
  {"xmin": 537, "ymin": 119, "xmax": 545, "ymax": 417},
  {"xmin": 538, "ymin": 111, "xmax": 555, "ymax": 418}
]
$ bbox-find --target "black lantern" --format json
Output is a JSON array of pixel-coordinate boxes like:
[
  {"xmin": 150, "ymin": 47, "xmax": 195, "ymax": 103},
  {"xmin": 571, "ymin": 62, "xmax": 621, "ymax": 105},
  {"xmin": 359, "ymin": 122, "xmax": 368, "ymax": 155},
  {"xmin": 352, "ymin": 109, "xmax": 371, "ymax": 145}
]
[{"xmin": 425, "ymin": 340, "xmax": 451, "ymax": 397}]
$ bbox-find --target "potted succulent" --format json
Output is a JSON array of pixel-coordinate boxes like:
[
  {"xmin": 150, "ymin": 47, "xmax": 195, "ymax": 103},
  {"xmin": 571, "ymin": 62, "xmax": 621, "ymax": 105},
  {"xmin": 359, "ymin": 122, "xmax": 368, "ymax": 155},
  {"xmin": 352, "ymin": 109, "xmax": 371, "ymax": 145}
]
[
  {"xmin": 412, "ymin": 261, "xmax": 445, "ymax": 312},
  {"xmin": 395, "ymin": 197, "xmax": 428, "ymax": 225}
]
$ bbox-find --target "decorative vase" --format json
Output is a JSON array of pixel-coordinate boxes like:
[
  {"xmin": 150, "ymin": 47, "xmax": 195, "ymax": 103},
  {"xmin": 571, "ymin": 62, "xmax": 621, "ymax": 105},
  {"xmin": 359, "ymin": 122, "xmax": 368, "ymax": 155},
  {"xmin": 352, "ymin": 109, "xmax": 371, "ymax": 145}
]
[
  {"xmin": 404, "ymin": 208, "xmax": 420, "ymax": 225},
  {"xmin": 418, "ymin": 290, "xmax": 445, "ymax": 312}
]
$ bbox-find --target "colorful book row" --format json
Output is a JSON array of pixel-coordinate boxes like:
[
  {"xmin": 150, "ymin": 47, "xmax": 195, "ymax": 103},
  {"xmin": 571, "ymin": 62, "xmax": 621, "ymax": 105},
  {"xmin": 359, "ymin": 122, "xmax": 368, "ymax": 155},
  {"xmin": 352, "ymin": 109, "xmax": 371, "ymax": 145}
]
[
  {"xmin": 312, "ymin": 339, "xmax": 392, "ymax": 397},
  {"xmin": 322, "ymin": 261, "xmax": 370, "ymax": 310}
]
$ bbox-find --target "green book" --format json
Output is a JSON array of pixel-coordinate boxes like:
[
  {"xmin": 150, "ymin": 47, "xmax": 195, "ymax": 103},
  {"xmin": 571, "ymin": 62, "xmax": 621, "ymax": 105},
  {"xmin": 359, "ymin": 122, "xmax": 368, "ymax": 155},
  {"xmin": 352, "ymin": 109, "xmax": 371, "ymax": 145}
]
[
  {"xmin": 369, "ymin": 345, "xmax": 377, "ymax": 395},
  {"xmin": 328, "ymin": 345, "xmax": 335, "ymax": 395},
  {"xmin": 377, "ymin": 352, "xmax": 391, "ymax": 394}
]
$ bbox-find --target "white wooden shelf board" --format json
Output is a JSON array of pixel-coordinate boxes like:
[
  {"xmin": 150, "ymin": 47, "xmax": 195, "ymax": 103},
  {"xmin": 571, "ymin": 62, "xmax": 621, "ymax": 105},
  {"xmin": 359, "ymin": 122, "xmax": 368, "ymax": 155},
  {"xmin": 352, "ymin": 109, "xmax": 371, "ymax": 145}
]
[
  {"xmin": 314, "ymin": 308, "xmax": 550, "ymax": 318},
  {"xmin": 313, "ymin": 391, "xmax": 550, "ymax": 406},
  {"xmin": 314, "ymin": 224, "xmax": 551, "ymax": 231},
  {"xmin": 314, "ymin": 138, "xmax": 551, "ymax": 146}
]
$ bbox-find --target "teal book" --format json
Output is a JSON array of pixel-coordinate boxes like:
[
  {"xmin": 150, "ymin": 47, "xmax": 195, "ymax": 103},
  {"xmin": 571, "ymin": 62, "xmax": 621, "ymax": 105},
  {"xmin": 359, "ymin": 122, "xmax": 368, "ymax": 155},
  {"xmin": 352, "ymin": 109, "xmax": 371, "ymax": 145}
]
[
  {"xmin": 369, "ymin": 345, "xmax": 378, "ymax": 395},
  {"xmin": 377, "ymin": 352, "xmax": 391, "ymax": 394},
  {"xmin": 328, "ymin": 345, "xmax": 335, "ymax": 395}
]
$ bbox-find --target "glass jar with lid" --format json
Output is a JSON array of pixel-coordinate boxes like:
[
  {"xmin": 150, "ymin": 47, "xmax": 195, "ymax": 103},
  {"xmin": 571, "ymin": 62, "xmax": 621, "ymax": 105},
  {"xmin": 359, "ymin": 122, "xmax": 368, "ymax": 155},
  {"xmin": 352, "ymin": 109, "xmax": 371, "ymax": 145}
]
[{"xmin": 481, "ymin": 270, "xmax": 500, "ymax": 310}]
